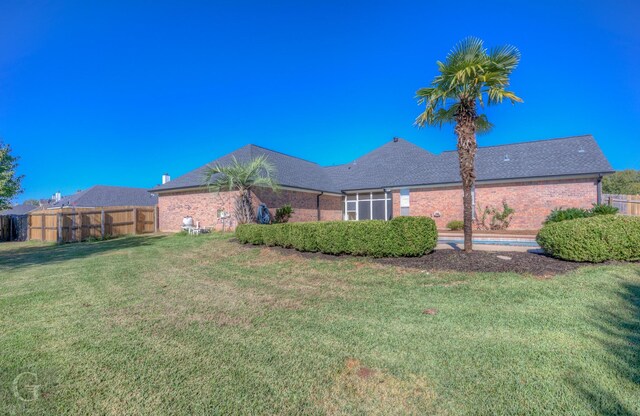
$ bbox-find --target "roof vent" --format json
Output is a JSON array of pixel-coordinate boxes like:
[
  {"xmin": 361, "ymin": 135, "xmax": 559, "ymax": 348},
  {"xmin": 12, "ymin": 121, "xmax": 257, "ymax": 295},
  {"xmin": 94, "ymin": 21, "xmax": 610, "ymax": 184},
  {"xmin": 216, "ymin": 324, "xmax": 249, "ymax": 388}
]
[
  {"xmin": 578, "ymin": 146, "xmax": 585, "ymax": 153},
  {"xmin": 393, "ymin": 137, "xmax": 399, "ymax": 143},
  {"xmin": 503, "ymin": 154, "xmax": 510, "ymax": 162}
]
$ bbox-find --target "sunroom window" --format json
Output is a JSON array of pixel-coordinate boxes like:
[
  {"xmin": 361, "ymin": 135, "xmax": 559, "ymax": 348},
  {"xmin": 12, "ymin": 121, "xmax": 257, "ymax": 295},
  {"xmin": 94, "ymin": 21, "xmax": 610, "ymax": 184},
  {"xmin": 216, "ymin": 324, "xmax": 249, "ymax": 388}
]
[{"xmin": 343, "ymin": 191, "xmax": 392, "ymax": 221}]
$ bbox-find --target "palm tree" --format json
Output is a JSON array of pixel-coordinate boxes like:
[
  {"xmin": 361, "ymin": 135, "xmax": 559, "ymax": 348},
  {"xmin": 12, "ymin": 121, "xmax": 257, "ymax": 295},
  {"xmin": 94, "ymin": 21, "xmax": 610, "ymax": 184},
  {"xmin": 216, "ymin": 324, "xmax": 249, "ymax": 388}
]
[
  {"xmin": 415, "ymin": 37, "xmax": 522, "ymax": 251},
  {"xmin": 203, "ymin": 155, "xmax": 279, "ymax": 224}
]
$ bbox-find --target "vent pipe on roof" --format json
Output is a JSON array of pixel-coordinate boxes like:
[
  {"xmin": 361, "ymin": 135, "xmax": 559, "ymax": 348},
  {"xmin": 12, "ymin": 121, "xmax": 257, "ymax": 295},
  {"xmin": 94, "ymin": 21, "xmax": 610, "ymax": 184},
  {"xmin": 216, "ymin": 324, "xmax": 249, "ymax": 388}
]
[
  {"xmin": 53, "ymin": 191, "xmax": 61, "ymax": 202},
  {"xmin": 162, "ymin": 173, "xmax": 171, "ymax": 184},
  {"xmin": 393, "ymin": 137, "xmax": 399, "ymax": 143}
]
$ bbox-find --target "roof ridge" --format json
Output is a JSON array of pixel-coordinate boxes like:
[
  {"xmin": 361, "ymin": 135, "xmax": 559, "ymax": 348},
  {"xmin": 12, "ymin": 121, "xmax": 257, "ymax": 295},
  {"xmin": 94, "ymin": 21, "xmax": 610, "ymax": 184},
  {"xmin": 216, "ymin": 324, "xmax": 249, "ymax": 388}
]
[{"xmin": 439, "ymin": 134, "xmax": 594, "ymax": 153}]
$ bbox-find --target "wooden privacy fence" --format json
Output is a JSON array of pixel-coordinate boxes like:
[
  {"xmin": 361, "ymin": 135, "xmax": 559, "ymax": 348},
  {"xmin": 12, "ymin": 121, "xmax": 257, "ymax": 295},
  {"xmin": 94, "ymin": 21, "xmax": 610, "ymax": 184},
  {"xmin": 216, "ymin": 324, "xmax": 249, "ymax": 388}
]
[
  {"xmin": 28, "ymin": 206, "xmax": 157, "ymax": 242},
  {"xmin": 604, "ymin": 194, "xmax": 640, "ymax": 216}
]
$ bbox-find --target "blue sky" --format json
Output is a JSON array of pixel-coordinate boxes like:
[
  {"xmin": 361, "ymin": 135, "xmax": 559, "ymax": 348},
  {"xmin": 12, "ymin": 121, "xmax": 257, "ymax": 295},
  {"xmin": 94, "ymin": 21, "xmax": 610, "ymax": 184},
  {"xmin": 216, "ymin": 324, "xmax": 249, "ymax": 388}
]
[{"xmin": 1, "ymin": 0, "xmax": 639, "ymax": 202}]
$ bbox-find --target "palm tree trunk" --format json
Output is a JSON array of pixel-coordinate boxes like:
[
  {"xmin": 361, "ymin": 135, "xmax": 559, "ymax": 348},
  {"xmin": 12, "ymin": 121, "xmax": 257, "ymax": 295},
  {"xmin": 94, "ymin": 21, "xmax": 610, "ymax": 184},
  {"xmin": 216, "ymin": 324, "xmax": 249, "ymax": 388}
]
[
  {"xmin": 234, "ymin": 189, "xmax": 255, "ymax": 224},
  {"xmin": 454, "ymin": 99, "xmax": 478, "ymax": 252}
]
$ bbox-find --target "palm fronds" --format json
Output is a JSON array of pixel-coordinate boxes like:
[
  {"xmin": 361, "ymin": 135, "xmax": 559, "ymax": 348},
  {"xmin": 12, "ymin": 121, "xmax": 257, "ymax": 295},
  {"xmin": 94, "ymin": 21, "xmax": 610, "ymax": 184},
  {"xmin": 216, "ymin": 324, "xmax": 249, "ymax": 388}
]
[{"xmin": 414, "ymin": 36, "xmax": 522, "ymax": 128}]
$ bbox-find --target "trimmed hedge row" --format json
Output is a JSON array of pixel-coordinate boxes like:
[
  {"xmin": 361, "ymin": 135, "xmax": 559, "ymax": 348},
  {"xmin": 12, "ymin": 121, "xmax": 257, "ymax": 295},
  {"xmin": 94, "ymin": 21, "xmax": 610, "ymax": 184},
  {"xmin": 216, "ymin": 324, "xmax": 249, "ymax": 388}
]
[
  {"xmin": 536, "ymin": 215, "xmax": 640, "ymax": 262},
  {"xmin": 235, "ymin": 216, "xmax": 438, "ymax": 257}
]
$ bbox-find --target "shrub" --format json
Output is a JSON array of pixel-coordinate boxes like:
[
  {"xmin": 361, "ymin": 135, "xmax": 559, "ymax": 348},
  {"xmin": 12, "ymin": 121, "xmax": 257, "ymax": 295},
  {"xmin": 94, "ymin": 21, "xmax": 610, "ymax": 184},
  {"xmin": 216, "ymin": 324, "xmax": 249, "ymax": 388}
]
[
  {"xmin": 536, "ymin": 215, "xmax": 640, "ymax": 262},
  {"xmin": 235, "ymin": 216, "xmax": 437, "ymax": 257},
  {"xmin": 590, "ymin": 203, "xmax": 619, "ymax": 216},
  {"xmin": 476, "ymin": 200, "xmax": 515, "ymax": 230},
  {"xmin": 446, "ymin": 220, "xmax": 464, "ymax": 231},
  {"xmin": 274, "ymin": 204, "xmax": 294, "ymax": 223},
  {"xmin": 544, "ymin": 207, "xmax": 592, "ymax": 224},
  {"xmin": 544, "ymin": 204, "xmax": 619, "ymax": 224}
]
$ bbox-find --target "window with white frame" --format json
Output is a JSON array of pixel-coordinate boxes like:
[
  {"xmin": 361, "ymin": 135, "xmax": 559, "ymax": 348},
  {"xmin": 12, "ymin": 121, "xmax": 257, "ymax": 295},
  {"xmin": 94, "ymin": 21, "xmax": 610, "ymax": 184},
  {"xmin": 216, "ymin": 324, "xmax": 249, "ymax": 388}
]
[
  {"xmin": 343, "ymin": 191, "xmax": 392, "ymax": 221},
  {"xmin": 399, "ymin": 188, "xmax": 410, "ymax": 216}
]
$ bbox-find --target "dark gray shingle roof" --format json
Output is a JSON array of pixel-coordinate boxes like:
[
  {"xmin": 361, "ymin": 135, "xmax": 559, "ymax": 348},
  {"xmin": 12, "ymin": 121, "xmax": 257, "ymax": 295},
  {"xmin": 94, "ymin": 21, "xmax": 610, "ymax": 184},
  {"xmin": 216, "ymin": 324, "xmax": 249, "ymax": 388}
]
[
  {"xmin": 50, "ymin": 185, "xmax": 158, "ymax": 208},
  {"xmin": 151, "ymin": 144, "xmax": 341, "ymax": 193},
  {"xmin": 152, "ymin": 135, "xmax": 613, "ymax": 193},
  {"xmin": 334, "ymin": 135, "xmax": 613, "ymax": 190},
  {"xmin": 0, "ymin": 204, "xmax": 40, "ymax": 216}
]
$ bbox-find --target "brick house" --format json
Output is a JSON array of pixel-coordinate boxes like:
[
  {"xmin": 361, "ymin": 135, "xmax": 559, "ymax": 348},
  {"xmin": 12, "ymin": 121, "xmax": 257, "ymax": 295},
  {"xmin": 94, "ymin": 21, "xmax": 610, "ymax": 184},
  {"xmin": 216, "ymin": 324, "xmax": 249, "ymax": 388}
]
[{"xmin": 151, "ymin": 135, "xmax": 613, "ymax": 231}]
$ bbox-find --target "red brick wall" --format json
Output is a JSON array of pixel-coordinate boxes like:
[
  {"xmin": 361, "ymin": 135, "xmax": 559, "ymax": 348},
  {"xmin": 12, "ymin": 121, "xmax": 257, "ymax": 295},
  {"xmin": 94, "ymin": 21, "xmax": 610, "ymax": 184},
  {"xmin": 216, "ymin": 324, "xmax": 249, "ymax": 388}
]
[
  {"xmin": 392, "ymin": 178, "xmax": 598, "ymax": 230},
  {"xmin": 158, "ymin": 189, "xmax": 239, "ymax": 232},
  {"xmin": 158, "ymin": 188, "xmax": 342, "ymax": 231}
]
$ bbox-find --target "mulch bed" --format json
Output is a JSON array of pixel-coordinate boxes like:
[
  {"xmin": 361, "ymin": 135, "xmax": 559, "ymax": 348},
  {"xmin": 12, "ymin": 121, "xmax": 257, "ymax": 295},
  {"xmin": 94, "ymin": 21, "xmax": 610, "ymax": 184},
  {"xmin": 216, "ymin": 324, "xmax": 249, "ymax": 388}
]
[
  {"xmin": 374, "ymin": 250, "xmax": 587, "ymax": 277},
  {"xmin": 234, "ymin": 240, "xmax": 591, "ymax": 277}
]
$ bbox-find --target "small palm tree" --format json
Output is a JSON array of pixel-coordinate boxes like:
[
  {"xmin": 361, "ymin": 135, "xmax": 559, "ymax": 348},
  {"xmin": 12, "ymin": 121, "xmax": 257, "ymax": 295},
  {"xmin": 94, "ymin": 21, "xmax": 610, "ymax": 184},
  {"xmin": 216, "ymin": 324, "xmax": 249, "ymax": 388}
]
[
  {"xmin": 203, "ymin": 155, "xmax": 279, "ymax": 224},
  {"xmin": 415, "ymin": 37, "xmax": 522, "ymax": 251}
]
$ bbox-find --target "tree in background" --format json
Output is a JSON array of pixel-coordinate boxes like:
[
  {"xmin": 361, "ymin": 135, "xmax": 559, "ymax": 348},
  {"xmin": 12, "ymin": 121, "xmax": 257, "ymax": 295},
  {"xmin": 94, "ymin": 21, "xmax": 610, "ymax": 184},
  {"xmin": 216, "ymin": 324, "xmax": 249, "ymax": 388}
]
[
  {"xmin": 415, "ymin": 37, "xmax": 522, "ymax": 251},
  {"xmin": 0, "ymin": 142, "xmax": 23, "ymax": 210},
  {"xmin": 602, "ymin": 170, "xmax": 640, "ymax": 195},
  {"xmin": 203, "ymin": 155, "xmax": 279, "ymax": 224}
]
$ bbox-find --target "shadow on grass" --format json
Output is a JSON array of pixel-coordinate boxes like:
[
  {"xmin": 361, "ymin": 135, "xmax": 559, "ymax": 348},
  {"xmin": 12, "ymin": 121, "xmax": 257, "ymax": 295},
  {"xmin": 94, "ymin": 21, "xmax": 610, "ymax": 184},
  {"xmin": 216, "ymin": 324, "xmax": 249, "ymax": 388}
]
[
  {"xmin": 568, "ymin": 274, "xmax": 640, "ymax": 415},
  {"xmin": 0, "ymin": 234, "xmax": 167, "ymax": 271}
]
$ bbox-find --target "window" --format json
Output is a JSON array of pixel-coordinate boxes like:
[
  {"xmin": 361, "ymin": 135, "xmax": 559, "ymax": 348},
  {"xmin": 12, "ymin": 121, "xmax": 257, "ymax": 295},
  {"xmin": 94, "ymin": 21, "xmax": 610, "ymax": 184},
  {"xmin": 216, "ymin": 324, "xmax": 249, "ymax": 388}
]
[
  {"xmin": 400, "ymin": 188, "xmax": 410, "ymax": 216},
  {"xmin": 343, "ymin": 191, "xmax": 392, "ymax": 221}
]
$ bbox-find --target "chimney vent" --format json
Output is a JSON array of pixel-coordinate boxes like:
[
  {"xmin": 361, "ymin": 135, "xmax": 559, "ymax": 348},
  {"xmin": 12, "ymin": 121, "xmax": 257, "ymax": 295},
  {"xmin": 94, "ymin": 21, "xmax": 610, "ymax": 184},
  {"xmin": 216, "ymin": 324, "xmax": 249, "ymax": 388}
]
[
  {"xmin": 162, "ymin": 173, "xmax": 171, "ymax": 184},
  {"xmin": 54, "ymin": 191, "xmax": 62, "ymax": 202}
]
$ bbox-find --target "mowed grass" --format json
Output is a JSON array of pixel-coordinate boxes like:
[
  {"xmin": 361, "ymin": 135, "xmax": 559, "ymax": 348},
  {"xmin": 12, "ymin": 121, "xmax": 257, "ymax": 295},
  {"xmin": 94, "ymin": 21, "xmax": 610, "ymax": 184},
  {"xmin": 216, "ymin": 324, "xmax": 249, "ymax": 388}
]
[{"xmin": 0, "ymin": 233, "xmax": 639, "ymax": 415}]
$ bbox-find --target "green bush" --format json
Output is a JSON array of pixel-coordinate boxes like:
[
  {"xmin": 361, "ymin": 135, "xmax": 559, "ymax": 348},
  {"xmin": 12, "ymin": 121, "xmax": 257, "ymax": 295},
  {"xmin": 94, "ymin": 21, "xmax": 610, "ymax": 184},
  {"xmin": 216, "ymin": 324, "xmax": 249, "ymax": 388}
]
[
  {"xmin": 544, "ymin": 204, "xmax": 619, "ymax": 224},
  {"xmin": 274, "ymin": 204, "xmax": 294, "ymax": 223},
  {"xmin": 590, "ymin": 203, "xmax": 619, "ymax": 216},
  {"xmin": 235, "ymin": 216, "xmax": 438, "ymax": 257},
  {"xmin": 536, "ymin": 215, "xmax": 640, "ymax": 262},
  {"xmin": 446, "ymin": 220, "xmax": 464, "ymax": 231}
]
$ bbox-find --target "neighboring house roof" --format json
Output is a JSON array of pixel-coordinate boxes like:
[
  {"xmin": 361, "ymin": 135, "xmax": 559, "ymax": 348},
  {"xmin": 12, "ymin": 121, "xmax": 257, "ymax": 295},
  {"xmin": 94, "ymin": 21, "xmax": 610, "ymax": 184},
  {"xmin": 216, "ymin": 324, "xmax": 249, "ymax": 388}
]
[
  {"xmin": 0, "ymin": 203, "xmax": 41, "ymax": 216},
  {"xmin": 50, "ymin": 185, "xmax": 158, "ymax": 208},
  {"xmin": 152, "ymin": 135, "xmax": 614, "ymax": 194}
]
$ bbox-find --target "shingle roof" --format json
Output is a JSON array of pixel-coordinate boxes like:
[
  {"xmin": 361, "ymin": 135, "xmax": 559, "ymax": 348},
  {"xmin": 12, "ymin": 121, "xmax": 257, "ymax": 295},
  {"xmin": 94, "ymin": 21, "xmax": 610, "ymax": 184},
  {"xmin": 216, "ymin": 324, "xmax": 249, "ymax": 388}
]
[
  {"xmin": 0, "ymin": 204, "xmax": 40, "ymax": 216},
  {"xmin": 152, "ymin": 135, "xmax": 613, "ymax": 193},
  {"xmin": 334, "ymin": 135, "xmax": 614, "ymax": 190},
  {"xmin": 50, "ymin": 185, "xmax": 158, "ymax": 208},
  {"xmin": 151, "ymin": 144, "xmax": 341, "ymax": 193}
]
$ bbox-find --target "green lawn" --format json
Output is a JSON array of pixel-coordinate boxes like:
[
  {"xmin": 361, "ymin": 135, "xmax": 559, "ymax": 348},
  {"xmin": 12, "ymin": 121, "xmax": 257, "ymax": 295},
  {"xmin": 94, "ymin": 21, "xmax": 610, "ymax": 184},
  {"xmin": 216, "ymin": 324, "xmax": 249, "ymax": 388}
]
[{"xmin": 1, "ymin": 233, "xmax": 639, "ymax": 415}]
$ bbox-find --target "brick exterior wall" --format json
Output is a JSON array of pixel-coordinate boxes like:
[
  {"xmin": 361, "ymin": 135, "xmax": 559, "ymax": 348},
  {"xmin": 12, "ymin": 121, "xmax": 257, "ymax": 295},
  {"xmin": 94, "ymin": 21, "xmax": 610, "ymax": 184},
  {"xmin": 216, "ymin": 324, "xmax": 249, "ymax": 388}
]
[
  {"xmin": 392, "ymin": 178, "xmax": 598, "ymax": 230},
  {"xmin": 158, "ymin": 188, "xmax": 342, "ymax": 232},
  {"xmin": 158, "ymin": 189, "xmax": 240, "ymax": 232},
  {"xmin": 159, "ymin": 178, "xmax": 597, "ymax": 232}
]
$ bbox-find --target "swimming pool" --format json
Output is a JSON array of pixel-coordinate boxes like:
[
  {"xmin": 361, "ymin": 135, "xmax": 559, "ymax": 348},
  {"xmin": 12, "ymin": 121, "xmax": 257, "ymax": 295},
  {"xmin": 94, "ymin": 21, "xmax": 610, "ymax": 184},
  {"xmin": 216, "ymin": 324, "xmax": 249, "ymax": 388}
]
[{"xmin": 438, "ymin": 238, "xmax": 540, "ymax": 247}]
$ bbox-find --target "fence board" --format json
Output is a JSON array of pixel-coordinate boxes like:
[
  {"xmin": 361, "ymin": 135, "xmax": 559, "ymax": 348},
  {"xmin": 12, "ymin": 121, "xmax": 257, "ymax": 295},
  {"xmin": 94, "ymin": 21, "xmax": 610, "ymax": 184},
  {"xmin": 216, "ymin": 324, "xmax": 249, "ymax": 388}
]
[
  {"xmin": 28, "ymin": 206, "xmax": 157, "ymax": 242},
  {"xmin": 604, "ymin": 194, "xmax": 640, "ymax": 216}
]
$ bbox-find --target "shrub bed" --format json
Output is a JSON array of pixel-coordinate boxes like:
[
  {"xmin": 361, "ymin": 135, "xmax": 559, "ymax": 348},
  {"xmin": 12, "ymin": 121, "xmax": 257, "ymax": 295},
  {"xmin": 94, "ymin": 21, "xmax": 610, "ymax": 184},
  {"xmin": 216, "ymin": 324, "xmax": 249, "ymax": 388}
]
[
  {"xmin": 536, "ymin": 215, "xmax": 640, "ymax": 262},
  {"xmin": 235, "ymin": 216, "xmax": 438, "ymax": 257},
  {"xmin": 544, "ymin": 204, "xmax": 618, "ymax": 224}
]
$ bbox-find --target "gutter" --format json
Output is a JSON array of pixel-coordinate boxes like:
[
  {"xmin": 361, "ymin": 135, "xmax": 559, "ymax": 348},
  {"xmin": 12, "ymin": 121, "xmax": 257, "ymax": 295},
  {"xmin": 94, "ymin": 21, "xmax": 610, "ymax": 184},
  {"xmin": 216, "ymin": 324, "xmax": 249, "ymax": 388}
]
[{"xmin": 316, "ymin": 192, "xmax": 323, "ymax": 221}]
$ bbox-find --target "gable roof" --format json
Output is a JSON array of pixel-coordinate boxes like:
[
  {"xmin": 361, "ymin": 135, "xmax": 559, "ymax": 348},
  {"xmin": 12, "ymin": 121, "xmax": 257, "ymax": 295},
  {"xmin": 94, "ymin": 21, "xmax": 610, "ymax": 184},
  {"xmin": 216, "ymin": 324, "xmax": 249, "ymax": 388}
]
[
  {"xmin": 50, "ymin": 185, "xmax": 158, "ymax": 208},
  {"xmin": 152, "ymin": 135, "xmax": 613, "ymax": 193},
  {"xmin": 151, "ymin": 144, "xmax": 341, "ymax": 193}
]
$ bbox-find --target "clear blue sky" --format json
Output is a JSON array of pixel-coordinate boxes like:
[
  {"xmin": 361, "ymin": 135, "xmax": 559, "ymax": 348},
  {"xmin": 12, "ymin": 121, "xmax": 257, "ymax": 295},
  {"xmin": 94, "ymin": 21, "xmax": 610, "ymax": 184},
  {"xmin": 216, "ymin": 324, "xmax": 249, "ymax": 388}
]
[{"xmin": 1, "ymin": 0, "xmax": 639, "ymax": 202}]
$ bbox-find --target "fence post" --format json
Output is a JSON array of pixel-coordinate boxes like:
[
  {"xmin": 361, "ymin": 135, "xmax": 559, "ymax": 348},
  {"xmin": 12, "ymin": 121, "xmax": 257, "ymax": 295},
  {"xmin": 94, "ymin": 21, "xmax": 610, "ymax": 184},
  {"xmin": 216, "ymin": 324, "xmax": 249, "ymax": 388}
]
[
  {"xmin": 40, "ymin": 214, "xmax": 45, "ymax": 242},
  {"xmin": 133, "ymin": 208, "xmax": 138, "ymax": 234},
  {"xmin": 608, "ymin": 195, "xmax": 612, "ymax": 206},
  {"xmin": 154, "ymin": 206, "xmax": 158, "ymax": 233},
  {"xmin": 101, "ymin": 210, "xmax": 105, "ymax": 239},
  {"xmin": 57, "ymin": 213, "xmax": 62, "ymax": 243}
]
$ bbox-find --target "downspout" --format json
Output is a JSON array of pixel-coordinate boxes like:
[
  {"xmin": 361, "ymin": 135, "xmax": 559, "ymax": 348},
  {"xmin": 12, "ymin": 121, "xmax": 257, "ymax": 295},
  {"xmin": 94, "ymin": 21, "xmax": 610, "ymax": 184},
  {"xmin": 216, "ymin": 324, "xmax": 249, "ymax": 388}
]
[
  {"xmin": 596, "ymin": 175, "xmax": 603, "ymax": 205},
  {"xmin": 316, "ymin": 192, "xmax": 323, "ymax": 221}
]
